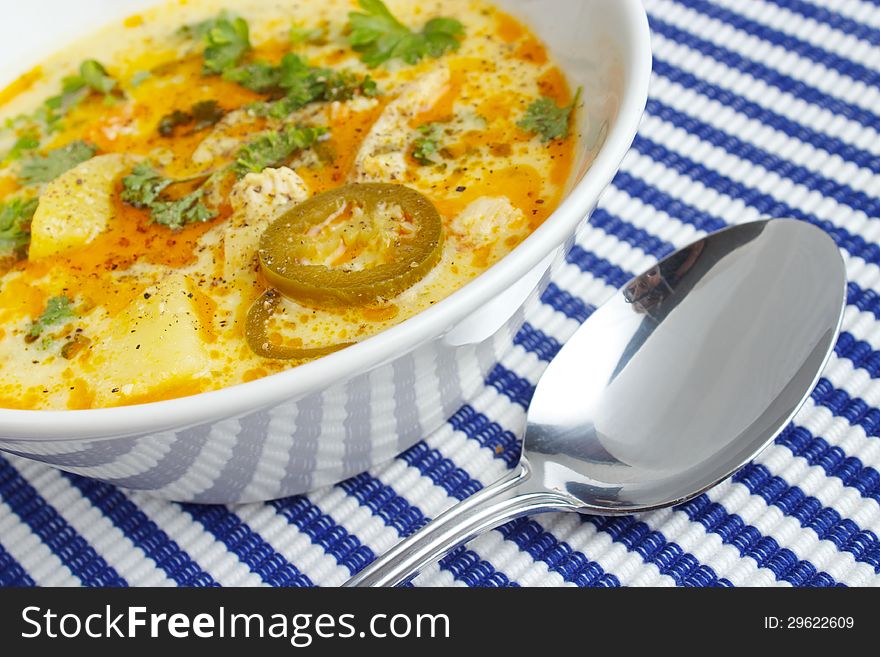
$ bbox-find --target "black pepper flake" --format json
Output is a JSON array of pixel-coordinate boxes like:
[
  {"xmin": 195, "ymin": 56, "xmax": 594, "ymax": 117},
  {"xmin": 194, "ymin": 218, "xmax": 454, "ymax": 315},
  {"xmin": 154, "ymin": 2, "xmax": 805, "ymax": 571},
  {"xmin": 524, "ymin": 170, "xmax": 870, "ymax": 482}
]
[
  {"xmin": 143, "ymin": 293, "xmax": 152, "ymax": 299},
  {"xmin": 455, "ymin": 186, "xmax": 467, "ymax": 193},
  {"xmin": 111, "ymin": 388, "xmax": 120, "ymax": 394}
]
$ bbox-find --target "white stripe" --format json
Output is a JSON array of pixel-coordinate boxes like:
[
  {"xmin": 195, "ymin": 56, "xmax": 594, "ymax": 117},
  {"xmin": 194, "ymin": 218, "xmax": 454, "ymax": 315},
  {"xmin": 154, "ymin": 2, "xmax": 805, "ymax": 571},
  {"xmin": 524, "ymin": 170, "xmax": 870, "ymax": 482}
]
[
  {"xmin": 125, "ymin": 492, "xmax": 267, "ymax": 587},
  {"xmin": 645, "ymin": 0, "xmax": 880, "ymax": 115},
  {"xmin": 712, "ymin": 0, "xmax": 880, "ymax": 68},
  {"xmin": 0, "ymin": 500, "xmax": 79, "ymax": 586},
  {"xmin": 11, "ymin": 456, "xmax": 174, "ymax": 586},
  {"xmin": 648, "ymin": 70, "xmax": 880, "ymax": 200}
]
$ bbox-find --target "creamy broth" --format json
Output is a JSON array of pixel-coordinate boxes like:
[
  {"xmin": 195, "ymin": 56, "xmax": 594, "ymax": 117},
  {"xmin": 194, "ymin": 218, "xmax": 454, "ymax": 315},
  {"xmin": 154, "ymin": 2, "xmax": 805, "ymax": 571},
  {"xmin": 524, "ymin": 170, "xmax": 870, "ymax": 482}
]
[{"xmin": 0, "ymin": 0, "xmax": 580, "ymax": 410}]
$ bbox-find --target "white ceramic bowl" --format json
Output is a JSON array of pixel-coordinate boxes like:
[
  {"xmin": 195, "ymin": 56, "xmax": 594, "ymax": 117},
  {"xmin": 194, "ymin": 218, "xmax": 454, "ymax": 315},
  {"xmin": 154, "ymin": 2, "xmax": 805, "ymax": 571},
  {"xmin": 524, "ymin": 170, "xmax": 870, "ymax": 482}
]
[{"xmin": 0, "ymin": 0, "xmax": 651, "ymax": 502}]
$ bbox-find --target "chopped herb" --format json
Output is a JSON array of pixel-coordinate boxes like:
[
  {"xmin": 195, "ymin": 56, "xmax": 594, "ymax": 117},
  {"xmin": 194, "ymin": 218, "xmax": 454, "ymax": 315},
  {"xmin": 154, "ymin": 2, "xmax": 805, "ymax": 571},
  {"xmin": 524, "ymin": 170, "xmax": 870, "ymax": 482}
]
[
  {"xmin": 517, "ymin": 88, "xmax": 582, "ymax": 143},
  {"xmin": 196, "ymin": 14, "xmax": 252, "ymax": 75},
  {"xmin": 150, "ymin": 189, "xmax": 216, "ymax": 230},
  {"xmin": 158, "ymin": 100, "xmax": 225, "ymax": 136},
  {"xmin": 348, "ymin": 0, "xmax": 465, "ymax": 68},
  {"xmin": 26, "ymin": 296, "xmax": 75, "ymax": 343},
  {"xmin": 121, "ymin": 162, "xmax": 172, "ymax": 208},
  {"xmin": 234, "ymin": 124, "xmax": 328, "ymax": 177},
  {"xmin": 158, "ymin": 110, "xmax": 191, "ymax": 137},
  {"xmin": 226, "ymin": 54, "xmax": 377, "ymax": 116},
  {"xmin": 0, "ymin": 197, "xmax": 38, "ymax": 252},
  {"xmin": 4, "ymin": 132, "xmax": 40, "ymax": 162},
  {"xmin": 80, "ymin": 60, "xmax": 117, "ymax": 95},
  {"xmin": 412, "ymin": 123, "xmax": 445, "ymax": 165},
  {"xmin": 290, "ymin": 24, "xmax": 326, "ymax": 45},
  {"xmin": 121, "ymin": 162, "xmax": 218, "ymax": 230},
  {"xmin": 192, "ymin": 100, "xmax": 226, "ymax": 130},
  {"xmin": 19, "ymin": 140, "xmax": 97, "ymax": 185}
]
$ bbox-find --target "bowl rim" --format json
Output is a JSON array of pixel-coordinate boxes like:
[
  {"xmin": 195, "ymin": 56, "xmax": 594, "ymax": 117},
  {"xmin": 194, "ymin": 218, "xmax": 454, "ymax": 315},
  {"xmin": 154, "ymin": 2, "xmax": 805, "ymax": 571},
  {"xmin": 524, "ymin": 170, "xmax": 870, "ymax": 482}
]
[{"xmin": 0, "ymin": 0, "xmax": 652, "ymax": 441}]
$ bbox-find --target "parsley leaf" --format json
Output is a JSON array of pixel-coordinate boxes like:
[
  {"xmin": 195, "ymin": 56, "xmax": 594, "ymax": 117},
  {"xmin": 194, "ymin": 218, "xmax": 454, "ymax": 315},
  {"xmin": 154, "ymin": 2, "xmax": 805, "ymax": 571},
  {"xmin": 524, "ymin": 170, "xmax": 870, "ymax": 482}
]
[
  {"xmin": 290, "ymin": 24, "xmax": 326, "ymax": 45},
  {"xmin": 412, "ymin": 123, "xmax": 445, "ymax": 165},
  {"xmin": 199, "ymin": 15, "xmax": 252, "ymax": 75},
  {"xmin": 26, "ymin": 296, "xmax": 75, "ymax": 343},
  {"xmin": 79, "ymin": 60, "xmax": 117, "ymax": 95},
  {"xmin": 348, "ymin": 0, "xmax": 464, "ymax": 68},
  {"xmin": 517, "ymin": 88, "xmax": 582, "ymax": 143},
  {"xmin": 4, "ymin": 132, "xmax": 40, "ymax": 163},
  {"xmin": 150, "ymin": 189, "xmax": 216, "ymax": 230},
  {"xmin": 158, "ymin": 100, "xmax": 225, "ymax": 137},
  {"xmin": 0, "ymin": 197, "xmax": 39, "ymax": 252},
  {"xmin": 234, "ymin": 124, "xmax": 328, "ymax": 177},
  {"xmin": 121, "ymin": 162, "xmax": 218, "ymax": 230},
  {"xmin": 228, "ymin": 54, "xmax": 376, "ymax": 117},
  {"xmin": 19, "ymin": 141, "xmax": 97, "ymax": 185}
]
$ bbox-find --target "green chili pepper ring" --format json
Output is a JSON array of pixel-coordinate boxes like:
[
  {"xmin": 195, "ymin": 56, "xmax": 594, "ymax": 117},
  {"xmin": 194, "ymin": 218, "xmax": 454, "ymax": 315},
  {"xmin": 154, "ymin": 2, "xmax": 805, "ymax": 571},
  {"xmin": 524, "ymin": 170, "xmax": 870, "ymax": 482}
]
[
  {"xmin": 258, "ymin": 183, "xmax": 445, "ymax": 307},
  {"xmin": 246, "ymin": 289, "xmax": 353, "ymax": 360}
]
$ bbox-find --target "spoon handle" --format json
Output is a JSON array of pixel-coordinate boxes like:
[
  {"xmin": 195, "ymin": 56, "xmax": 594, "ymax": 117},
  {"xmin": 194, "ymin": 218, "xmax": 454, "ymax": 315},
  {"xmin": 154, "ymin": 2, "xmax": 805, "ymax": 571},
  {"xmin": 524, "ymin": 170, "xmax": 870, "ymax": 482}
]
[{"xmin": 343, "ymin": 459, "xmax": 578, "ymax": 587}]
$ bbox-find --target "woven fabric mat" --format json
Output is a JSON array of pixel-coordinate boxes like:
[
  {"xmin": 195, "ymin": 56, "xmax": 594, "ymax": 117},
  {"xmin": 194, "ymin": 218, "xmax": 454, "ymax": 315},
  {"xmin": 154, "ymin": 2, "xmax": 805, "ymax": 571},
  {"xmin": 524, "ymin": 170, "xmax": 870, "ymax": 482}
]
[{"xmin": 2, "ymin": 0, "xmax": 880, "ymax": 587}]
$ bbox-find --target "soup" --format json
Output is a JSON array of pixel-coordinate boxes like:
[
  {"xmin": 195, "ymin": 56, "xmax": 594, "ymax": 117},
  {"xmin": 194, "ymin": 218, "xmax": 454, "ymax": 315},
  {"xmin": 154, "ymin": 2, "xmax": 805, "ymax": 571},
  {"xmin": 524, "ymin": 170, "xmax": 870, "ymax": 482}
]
[{"xmin": 0, "ymin": 0, "xmax": 580, "ymax": 410}]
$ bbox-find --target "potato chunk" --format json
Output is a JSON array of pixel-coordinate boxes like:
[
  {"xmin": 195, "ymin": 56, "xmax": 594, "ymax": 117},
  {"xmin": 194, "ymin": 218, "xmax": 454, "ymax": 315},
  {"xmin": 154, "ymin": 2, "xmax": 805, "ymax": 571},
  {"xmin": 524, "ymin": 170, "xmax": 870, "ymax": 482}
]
[
  {"xmin": 29, "ymin": 153, "xmax": 135, "ymax": 259},
  {"xmin": 91, "ymin": 274, "xmax": 210, "ymax": 406}
]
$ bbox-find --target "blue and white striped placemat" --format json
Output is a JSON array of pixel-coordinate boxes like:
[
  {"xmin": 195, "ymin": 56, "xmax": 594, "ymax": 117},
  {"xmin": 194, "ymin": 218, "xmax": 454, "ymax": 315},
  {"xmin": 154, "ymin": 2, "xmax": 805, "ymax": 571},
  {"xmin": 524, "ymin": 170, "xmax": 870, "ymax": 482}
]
[{"xmin": 3, "ymin": 0, "xmax": 880, "ymax": 587}]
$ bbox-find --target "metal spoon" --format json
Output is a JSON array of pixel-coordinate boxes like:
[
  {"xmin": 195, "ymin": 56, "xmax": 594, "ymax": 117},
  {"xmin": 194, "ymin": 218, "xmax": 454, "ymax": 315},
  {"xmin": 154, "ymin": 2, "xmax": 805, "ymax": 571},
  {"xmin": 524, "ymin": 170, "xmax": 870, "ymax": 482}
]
[{"xmin": 345, "ymin": 219, "xmax": 847, "ymax": 587}]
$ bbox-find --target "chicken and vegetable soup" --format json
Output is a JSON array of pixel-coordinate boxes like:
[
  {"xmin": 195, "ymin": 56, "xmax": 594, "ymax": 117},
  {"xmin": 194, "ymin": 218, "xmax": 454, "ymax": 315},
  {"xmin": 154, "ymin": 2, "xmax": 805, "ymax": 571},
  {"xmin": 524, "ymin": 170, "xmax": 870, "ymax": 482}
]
[{"xmin": 0, "ymin": 0, "xmax": 581, "ymax": 410}]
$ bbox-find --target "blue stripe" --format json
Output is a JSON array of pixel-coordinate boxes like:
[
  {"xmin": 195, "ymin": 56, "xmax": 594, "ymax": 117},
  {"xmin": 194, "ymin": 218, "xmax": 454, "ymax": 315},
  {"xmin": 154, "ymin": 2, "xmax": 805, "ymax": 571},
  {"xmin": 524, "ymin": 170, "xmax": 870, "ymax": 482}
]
[
  {"xmin": 673, "ymin": 0, "xmax": 880, "ymax": 90},
  {"xmin": 269, "ymin": 496, "xmax": 375, "ymax": 577},
  {"xmin": 60, "ymin": 472, "xmax": 219, "ymax": 587},
  {"xmin": 649, "ymin": 16, "xmax": 880, "ymax": 135},
  {"xmin": 733, "ymin": 463, "xmax": 880, "ymax": 572},
  {"xmin": 645, "ymin": 96, "xmax": 880, "ymax": 219},
  {"xmin": 179, "ymin": 503, "xmax": 313, "ymax": 587},
  {"xmin": 397, "ymin": 440, "xmax": 618, "ymax": 586},
  {"xmin": 541, "ymin": 282, "xmax": 596, "ymax": 324},
  {"xmin": 630, "ymin": 134, "xmax": 880, "ymax": 267},
  {"xmin": 0, "ymin": 455, "xmax": 126, "ymax": 587},
  {"xmin": 337, "ymin": 472, "xmax": 515, "ymax": 586},
  {"xmin": 0, "ymin": 540, "xmax": 35, "ymax": 587},
  {"xmin": 676, "ymin": 494, "xmax": 839, "ymax": 586},
  {"xmin": 778, "ymin": 426, "xmax": 880, "ymax": 506},
  {"xmin": 763, "ymin": 0, "xmax": 880, "ymax": 46},
  {"xmin": 438, "ymin": 546, "xmax": 520, "ymax": 587}
]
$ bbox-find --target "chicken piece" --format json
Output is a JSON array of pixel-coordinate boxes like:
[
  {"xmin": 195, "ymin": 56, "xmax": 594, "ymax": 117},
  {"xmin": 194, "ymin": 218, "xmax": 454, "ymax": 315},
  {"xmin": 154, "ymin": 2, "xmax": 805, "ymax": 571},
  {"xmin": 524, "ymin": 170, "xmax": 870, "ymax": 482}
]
[
  {"xmin": 450, "ymin": 196, "xmax": 526, "ymax": 247},
  {"xmin": 352, "ymin": 67, "xmax": 451, "ymax": 183},
  {"xmin": 224, "ymin": 167, "xmax": 310, "ymax": 281}
]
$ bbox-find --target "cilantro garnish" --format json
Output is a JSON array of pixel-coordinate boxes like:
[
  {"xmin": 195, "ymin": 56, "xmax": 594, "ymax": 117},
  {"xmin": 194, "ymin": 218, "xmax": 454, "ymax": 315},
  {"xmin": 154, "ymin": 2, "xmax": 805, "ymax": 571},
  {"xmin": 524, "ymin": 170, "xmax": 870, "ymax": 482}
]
[
  {"xmin": 79, "ymin": 60, "xmax": 118, "ymax": 95},
  {"xmin": 412, "ymin": 123, "xmax": 445, "ymax": 165},
  {"xmin": 290, "ymin": 24, "xmax": 326, "ymax": 45},
  {"xmin": 226, "ymin": 54, "xmax": 377, "ymax": 117},
  {"xmin": 348, "ymin": 0, "xmax": 464, "ymax": 68},
  {"xmin": 158, "ymin": 100, "xmax": 226, "ymax": 137},
  {"xmin": 26, "ymin": 296, "xmax": 75, "ymax": 344},
  {"xmin": 19, "ymin": 141, "xmax": 97, "ymax": 185},
  {"xmin": 191, "ymin": 14, "xmax": 252, "ymax": 75},
  {"xmin": 0, "ymin": 197, "xmax": 39, "ymax": 252},
  {"xmin": 517, "ymin": 88, "xmax": 582, "ymax": 143},
  {"xmin": 121, "ymin": 162, "xmax": 218, "ymax": 230},
  {"xmin": 3, "ymin": 132, "xmax": 40, "ymax": 163},
  {"xmin": 234, "ymin": 124, "xmax": 328, "ymax": 177}
]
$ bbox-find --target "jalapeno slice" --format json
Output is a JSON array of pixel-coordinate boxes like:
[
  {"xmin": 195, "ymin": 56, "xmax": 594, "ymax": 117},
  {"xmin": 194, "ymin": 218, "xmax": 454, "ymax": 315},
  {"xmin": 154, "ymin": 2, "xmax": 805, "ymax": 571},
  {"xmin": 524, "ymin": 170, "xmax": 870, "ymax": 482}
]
[
  {"xmin": 245, "ymin": 290, "xmax": 352, "ymax": 360},
  {"xmin": 258, "ymin": 183, "xmax": 444, "ymax": 307}
]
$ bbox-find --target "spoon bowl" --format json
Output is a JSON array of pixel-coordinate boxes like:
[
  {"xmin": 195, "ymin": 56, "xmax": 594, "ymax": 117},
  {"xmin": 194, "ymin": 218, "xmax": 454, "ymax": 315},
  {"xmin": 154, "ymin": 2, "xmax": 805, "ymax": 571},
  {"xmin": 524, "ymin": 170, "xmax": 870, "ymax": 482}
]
[{"xmin": 345, "ymin": 219, "xmax": 847, "ymax": 587}]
